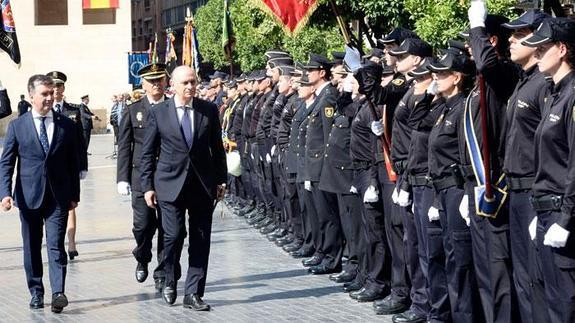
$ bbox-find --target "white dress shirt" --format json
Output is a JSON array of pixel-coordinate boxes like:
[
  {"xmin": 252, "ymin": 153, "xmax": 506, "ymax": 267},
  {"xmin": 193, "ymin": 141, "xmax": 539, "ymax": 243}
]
[
  {"xmin": 53, "ymin": 101, "xmax": 63, "ymax": 113},
  {"xmin": 31, "ymin": 109, "xmax": 54, "ymax": 145},
  {"xmin": 174, "ymin": 96, "xmax": 194, "ymax": 134}
]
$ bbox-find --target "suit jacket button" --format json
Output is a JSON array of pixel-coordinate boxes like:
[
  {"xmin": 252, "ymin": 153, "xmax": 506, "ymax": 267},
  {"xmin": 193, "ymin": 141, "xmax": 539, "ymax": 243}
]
[
  {"xmin": 324, "ymin": 154, "xmax": 328, "ymax": 157},
  {"xmin": 326, "ymin": 144, "xmax": 329, "ymax": 147},
  {"xmin": 315, "ymin": 154, "xmax": 318, "ymax": 157},
  {"xmin": 341, "ymin": 166, "xmax": 344, "ymax": 170}
]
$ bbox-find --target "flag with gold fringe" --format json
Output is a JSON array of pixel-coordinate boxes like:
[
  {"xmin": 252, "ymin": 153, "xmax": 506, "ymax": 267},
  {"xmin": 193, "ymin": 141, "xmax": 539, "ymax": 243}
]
[
  {"xmin": 253, "ymin": 0, "xmax": 320, "ymax": 35},
  {"xmin": 183, "ymin": 10, "xmax": 201, "ymax": 74},
  {"xmin": 0, "ymin": 0, "xmax": 20, "ymax": 64},
  {"xmin": 82, "ymin": 0, "xmax": 119, "ymax": 9}
]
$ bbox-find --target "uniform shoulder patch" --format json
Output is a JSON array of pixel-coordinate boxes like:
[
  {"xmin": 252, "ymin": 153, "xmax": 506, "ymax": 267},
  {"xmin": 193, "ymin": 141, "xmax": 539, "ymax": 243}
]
[
  {"xmin": 324, "ymin": 106, "xmax": 334, "ymax": 118},
  {"xmin": 392, "ymin": 78, "xmax": 405, "ymax": 86},
  {"xmin": 136, "ymin": 111, "xmax": 143, "ymax": 121}
]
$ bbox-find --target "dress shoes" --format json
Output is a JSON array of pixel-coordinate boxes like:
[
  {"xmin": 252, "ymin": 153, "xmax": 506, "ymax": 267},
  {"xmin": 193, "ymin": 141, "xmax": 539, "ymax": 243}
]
[
  {"xmin": 373, "ymin": 295, "xmax": 410, "ymax": 315},
  {"xmin": 302, "ymin": 255, "xmax": 323, "ymax": 267},
  {"xmin": 270, "ymin": 228, "xmax": 288, "ymax": 238},
  {"xmin": 51, "ymin": 293, "xmax": 68, "ymax": 313},
  {"xmin": 289, "ymin": 248, "xmax": 313, "ymax": 258},
  {"xmin": 259, "ymin": 224, "xmax": 277, "ymax": 235},
  {"xmin": 343, "ymin": 280, "xmax": 363, "ymax": 293},
  {"xmin": 392, "ymin": 309, "xmax": 427, "ymax": 323},
  {"xmin": 162, "ymin": 286, "xmax": 177, "ymax": 305},
  {"xmin": 247, "ymin": 214, "xmax": 265, "ymax": 225},
  {"xmin": 254, "ymin": 217, "xmax": 274, "ymax": 229},
  {"xmin": 283, "ymin": 242, "xmax": 302, "ymax": 253},
  {"xmin": 68, "ymin": 250, "xmax": 79, "ymax": 260},
  {"xmin": 135, "ymin": 262, "xmax": 148, "ymax": 283},
  {"xmin": 350, "ymin": 287, "xmax": 385, "ymax": 302},
  {"xmin": 308, "ymin": 264, "xmax": 341, "ymax": 275},
  {"xmin": 29, "ymin": 295, "xmax": 44, "ymax": 309},
  {"xmin": 276, "ymin": 235, "xmax": 295, "ymax": 247},
  {"xmin": 183, "ymin": 294, "xmax": 211, "ymax": 311},
  {"xmin": 329, "ymin": 270, "xmax": 356, "ymax": 284},
  {"xmin": 154, "ymin": 278, "xmax": 165, "ymax": 292}
]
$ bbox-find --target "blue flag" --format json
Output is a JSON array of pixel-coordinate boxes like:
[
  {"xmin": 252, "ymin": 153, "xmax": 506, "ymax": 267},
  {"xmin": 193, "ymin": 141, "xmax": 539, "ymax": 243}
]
[{"xmin": 128, "ymin": 53, "xmax": 149, "ymax": 86}]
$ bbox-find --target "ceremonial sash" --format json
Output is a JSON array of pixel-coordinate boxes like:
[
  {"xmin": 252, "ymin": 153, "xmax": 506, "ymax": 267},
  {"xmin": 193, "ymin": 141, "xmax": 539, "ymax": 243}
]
[{"xmin": 463, "ymin": 91, "xmax": 507, "ymax": 218}]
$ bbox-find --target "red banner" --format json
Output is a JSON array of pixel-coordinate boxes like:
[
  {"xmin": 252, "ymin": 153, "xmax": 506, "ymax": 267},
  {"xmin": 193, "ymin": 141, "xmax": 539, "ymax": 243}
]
[{"xmin": 256, "ymin": 0, "xmax": 320, "ymax": 34}]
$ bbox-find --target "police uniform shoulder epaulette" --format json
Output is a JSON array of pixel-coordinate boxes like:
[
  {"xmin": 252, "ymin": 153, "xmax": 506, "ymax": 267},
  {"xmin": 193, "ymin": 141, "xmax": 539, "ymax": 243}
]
[{"xmin": 391, "ymin": 78, "xmax": 405, "ymax": 86}]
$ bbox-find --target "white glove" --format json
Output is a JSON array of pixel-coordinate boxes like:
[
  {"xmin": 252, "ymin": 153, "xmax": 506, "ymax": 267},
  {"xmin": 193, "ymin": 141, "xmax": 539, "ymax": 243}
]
[
  {"xmin": 544, "ymin": 223, "xmax": 570, "ymax": 248},
  {"xmin": 529, "ymin": 216, "xmax": 537, "ymax": 241},
  {"xmin": 428, "ymin": 207, "xmax": 440, "ymax": 222},
  {"xmin": 363, "ymin": 185, "xmax": 379, "ymax": 203},
  {"xmin": 117, "ymin": 181, "xmax": 131, "ymax": 196},
  {"xmin": 397, "ymin": 189, "xmax": 411, "ymax": 207},
  {"xmin": 468, "ymin": 0, "xmax": 487, "ymax": 29},
  {"xmin": 304, "ymin": 181, "xmax": 312, "ymax": 191},
  {"xmin": 459, "ymin": 195, "xmax": 470, "ymax": 226},
  {"xmin": 371, "ymin": 120, "xmax": 384, "ymax": 136},
  {"xmin": 350, "ymin": 186, "xmax": 358, "ymax": 194},
  {"xmin": 343, "ymin": 74, "xmax": 354, "ymax": 93},
  {"xmin": 80, "ymin": 170, "xmax": 88, "ymax": 180},
  {"xmin": 271, "ymin": 145, "xmax": 276, "ymax": 156},
  {"xmin": 266, "ymin": 153, "xmax": 271, "ymax": 163},
  {"xmin": 392, "ymin": 188, "xmax": 399, "ymax": 204},
  {"xmin": 426, "ymin": 80, "xmax": 439, "ymax": 96}
]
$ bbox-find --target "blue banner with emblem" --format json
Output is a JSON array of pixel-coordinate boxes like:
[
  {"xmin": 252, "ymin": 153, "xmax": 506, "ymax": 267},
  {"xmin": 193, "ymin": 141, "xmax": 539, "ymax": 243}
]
[{"xmin": 128, "ymin": 52, "xmax": 149, "ymax": 86}]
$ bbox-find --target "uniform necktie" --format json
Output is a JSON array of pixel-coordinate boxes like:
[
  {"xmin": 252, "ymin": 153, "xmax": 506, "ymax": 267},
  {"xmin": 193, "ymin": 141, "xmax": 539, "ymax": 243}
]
[
  {"xmin": 55, "ymin": 104, "xmax": 61, "ymax": 113},
  {"xmin": 39, "ymin": 117, "xmax": 49, "ymax": 154},
  {"xmin": 181, "ymin": 107, "xmax": 193, "ymax": 148}
]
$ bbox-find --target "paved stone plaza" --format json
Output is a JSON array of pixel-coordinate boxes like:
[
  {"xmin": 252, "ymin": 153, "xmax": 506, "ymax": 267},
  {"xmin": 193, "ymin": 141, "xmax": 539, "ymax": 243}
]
[{"xmin": 0, "ymin": 134, "xmax": 391, "ymax": 322}]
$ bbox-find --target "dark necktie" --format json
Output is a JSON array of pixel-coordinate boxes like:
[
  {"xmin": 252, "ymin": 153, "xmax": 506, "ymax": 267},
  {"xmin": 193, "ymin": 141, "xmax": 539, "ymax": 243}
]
[
  {"xmin": 55, "ymin": 104, "xmax": 61, "ymax": 113},
  {"xmin": 39, "ymin": 117, "xmax": 49, "ymax": 154},
  {"xmin": 181, "ymin": 107, "xmax": 193, "ymax": 148}
]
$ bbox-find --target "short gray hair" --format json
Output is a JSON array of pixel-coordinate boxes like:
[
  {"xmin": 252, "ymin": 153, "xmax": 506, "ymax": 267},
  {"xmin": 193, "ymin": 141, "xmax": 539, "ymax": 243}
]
[{"xmin": 27, "ymin": 74, "xmax": 54, "ymax": 95}]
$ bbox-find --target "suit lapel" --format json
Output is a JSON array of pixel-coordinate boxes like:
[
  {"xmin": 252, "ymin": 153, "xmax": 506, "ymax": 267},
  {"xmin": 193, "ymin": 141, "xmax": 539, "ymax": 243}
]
[
  {"xmin": 48, "ymin": 114, "xmax": 61, "ymax": 157},
  {"xmin": 192, "ymin": 99, "xmax": 204, "ymax": 149}
]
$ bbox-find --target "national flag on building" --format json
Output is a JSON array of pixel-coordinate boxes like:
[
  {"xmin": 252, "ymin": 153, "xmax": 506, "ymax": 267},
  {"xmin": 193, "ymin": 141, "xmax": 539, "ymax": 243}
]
[
  {"xmin": 0, "ymin": 0, "xmax": 21, "ymax": 64},
  {"xmin": 254, "ymin": 0, "xmax": 320, "ymax": 35},
  {"xmin": 82, "ymin": 0, "xmax": 119, "ymax": 9},
  {"xmin": 222, "ymin": 0, "xmax": 235, "ymax": 61}
]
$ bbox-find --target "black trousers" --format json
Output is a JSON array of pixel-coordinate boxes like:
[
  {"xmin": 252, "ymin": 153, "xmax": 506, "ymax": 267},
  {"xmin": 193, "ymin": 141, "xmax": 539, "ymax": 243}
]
[
  {"xmin": 426, "ymin": 204, "xmax": 451, "ymax": 323},
  {"xmin": 439, "ymin": 186, "xmax": 482, "ymax": 323},
  {"xmin": 132, "ymin": 190, "xmax": 165, "ymax": 279},
  {"xmin": 378, "ymin": 164, "xmax": 409, "ymax": 301},
  {"xmin": 83, "ymin": 129, "xmax": 92, "ymax": 151},
  {"xmin": 285, "ymin": 175, "xmax": 303, "ymax": 239},
  {"xmin": 337, "ymin": 192, "xmax": 365, "ymax": 275},
  {"xmin": 534, "ymin": 210, "xmax": 575, "ymax": 323},
  {"xmin": 20, "ymin": 193, "xmax": 68, "ymax": 297},
  {"xmin": 159, "ymin": 175, "xmax": 215, "ymax": 297},
  {"xmin": 465, "ymin": 182, "xmax": 519, "ymax": 323},
  {"xmin": 239, "ymin": 139, "xmax": 255, "ymax": 201},
  {"xmin": 355, "ymin": 167, "xmax": 391, "ymax": 292},
  {"xmin": 403, "ymin": 184, "xmax": 430, "ymax": 317},
  {"xmin": 311, "ymin": 183, "xmax": 343, "ymax": 269},
  {"xmin": 296, "ymin": 182, "xmax": 315, "ymax": 252}
]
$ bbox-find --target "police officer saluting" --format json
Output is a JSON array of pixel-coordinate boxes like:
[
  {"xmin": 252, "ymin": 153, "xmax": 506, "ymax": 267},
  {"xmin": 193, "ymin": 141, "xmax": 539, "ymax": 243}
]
[{"xmin": 116, "ymin": 63, "xmax": 170, "ymax": 291}]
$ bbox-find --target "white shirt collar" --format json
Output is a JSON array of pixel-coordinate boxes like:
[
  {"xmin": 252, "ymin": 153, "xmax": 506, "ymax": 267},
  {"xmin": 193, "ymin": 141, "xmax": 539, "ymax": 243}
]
[
  {"xmin": 53, "ymin": 101, "xmax": 63, "ymax": 108},
  {"xmin": 174, "ymin": 96, "xmax": 193, "ymax": 109},
  {"xmin": 31, "ymin": 109, "xmax": 54, "ymax": 119},
  {"xmin": 147, "ymin": 95, "xmax": 165, "ymax": 105},
  {"xmin": 314, "ymin": 81, "xmax": 330, "ymax": 96}
]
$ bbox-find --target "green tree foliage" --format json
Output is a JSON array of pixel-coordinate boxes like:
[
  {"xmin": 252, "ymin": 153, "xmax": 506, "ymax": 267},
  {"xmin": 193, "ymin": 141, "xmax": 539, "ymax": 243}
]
[{"xmin": 195, "ymin": 0, "xmax": 345, "ymax": 72}]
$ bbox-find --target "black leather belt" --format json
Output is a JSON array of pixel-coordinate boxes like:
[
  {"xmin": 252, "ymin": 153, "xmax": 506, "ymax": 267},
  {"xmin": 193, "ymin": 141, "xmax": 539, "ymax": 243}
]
[
  {"xmin": 531, "ymin": 194, "xmax": 563, "ymax": 212},
  {"xmin": 507, "ymin": 176, "xmax": 534, "ymax": 191},
  {"xmin": 432, "ymin": 174, "xmax": 463, "ymax": 191},
  {"xmin": 408, "ymin": 174, "xmax": 431, "ymax": 187},
  {"xmin": 353, "ymin": 160, "xmax": 371, "ymax": 169}
]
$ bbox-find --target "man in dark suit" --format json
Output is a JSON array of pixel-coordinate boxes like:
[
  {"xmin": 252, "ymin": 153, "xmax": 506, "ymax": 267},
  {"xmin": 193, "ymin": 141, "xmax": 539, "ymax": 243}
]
[
  {"xmin": 141, "ymin": 65, "xmax": 227, "ymax": 311},
  {"xmin": 0, "ymin": 74, "xmax": 81, "ymax": 313},
  {"xmin": 117, "ymin": 63, "xmax": 170, "ymax": 291},
  {"xmin": 46, "ymin": 71, "xmax": 88, "ymax": 261},
  {"xmin": 18, "ymin": 94, "xmax": 31, "ymax": 116}
]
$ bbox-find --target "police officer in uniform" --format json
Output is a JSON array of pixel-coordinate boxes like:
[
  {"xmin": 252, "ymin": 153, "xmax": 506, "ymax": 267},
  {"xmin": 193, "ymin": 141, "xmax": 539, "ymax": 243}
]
[
  {"xmin": 500, "ymin": 9, "xmax": 551, "ymax": 323},
  {"xmin": 523, "ymin": 17, "xmax": 575, "ymax": 323},
  {"xmin": 47, "ymin": 71, "xmax": 88, "ymax": 261},
  {"xmin": 117, "ymin": 63, "xmax": 171, "ymax": 291}
]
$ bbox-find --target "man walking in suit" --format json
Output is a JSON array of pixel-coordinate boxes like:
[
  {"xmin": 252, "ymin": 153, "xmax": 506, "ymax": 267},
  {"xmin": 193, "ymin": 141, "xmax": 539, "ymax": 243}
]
[
  {"xmin": 79, "ymin": 94, "xmax": 99, "ymax": 153},
  {"xmin": 141, "ymin": 65, "xmax": 227, "ymax": 311},
  {"xmin": 117, "ymin": 63, "xmax": 170, "ymax": 291},
  {"xmin": 18, "ymin": 94, "xmax": 31, "ymax": 116},
  {"xmin": 0, "ymin": 74, "xmax": 81, "ymax": 313}
]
